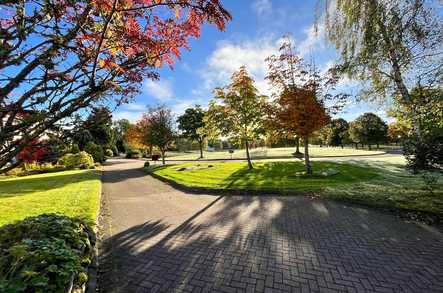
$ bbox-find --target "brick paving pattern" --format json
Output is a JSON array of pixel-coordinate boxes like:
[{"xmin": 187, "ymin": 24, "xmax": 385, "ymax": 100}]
[{"xmin": 98, "ymin": 159, "xmax": 443, "ymax": 293}]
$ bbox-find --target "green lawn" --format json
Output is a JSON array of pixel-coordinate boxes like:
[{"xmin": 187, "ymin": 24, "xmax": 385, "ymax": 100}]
[
  {"xmin": 165, "ymin": 146, "xmax": 386, "ymax": 160},
  {"xmin": 0, "ymin": 169, "xmax": 101, "ymax": 226},
  {"xmin": 151, "ymin": 161, "xmax": 443, "ymax": 214}
]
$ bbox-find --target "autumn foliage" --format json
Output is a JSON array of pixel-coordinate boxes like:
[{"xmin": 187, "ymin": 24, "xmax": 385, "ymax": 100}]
[
  {"xmin": 0, "ymin": 0, "xmax": 231, "ymax": 172},
  {"xmin": 278, "ymin": 87, "xmax": 330, "ymax": 138}
]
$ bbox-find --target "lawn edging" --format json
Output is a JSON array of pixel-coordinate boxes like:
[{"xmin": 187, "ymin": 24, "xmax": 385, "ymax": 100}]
[
  {"xmin": 85, "ymin": 168, "xmax": 103, "ymax": 293},
  {"xmin": 145, "ymin": 167, "xmax": 443, "ymax": 228}
]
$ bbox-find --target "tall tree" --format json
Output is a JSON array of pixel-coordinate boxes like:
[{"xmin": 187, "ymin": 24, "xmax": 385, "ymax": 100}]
[
  {"xmin": 266, "ymin": 37, "xmax": 345, "ymax": 174},
  {"xmin": 206, "ymin": 66, "xmax": 268, "ymax": 170},
  {"xmin": 319, "ymin": 0, "xmax": 443, "ymax": 139},
  {"xmin": 349, "ymin": 113, "xmax": 388, "ymax": 149},
  {"xmin": 113, "ymin": 119, "xmax": 131, "ymax": 153},
  {"xmin": 177, "ymin": 106, "xmax": 206, "ymax": 158},
  {"xmin": 0, "ymin": 0, "xmax": 231, "ymax": 172},
  {"xmin": 277, "ymin": 87, "xmax": 330, "ymax": 174},
  {"xmin": 142, "ymin": 106, "xmax": 175, "ymax": 165},
  {"xmin": 83, "ymin": 107, "xmax": 114, "ymax": 146},
  {"xmin": 324, "ymin": 118, "xmax": 349, "ymax": 148}
]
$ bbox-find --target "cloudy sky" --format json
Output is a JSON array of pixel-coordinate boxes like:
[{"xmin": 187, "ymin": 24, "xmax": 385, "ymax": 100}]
[{"xmin": 113, "ymin": 0, "xmax": 387, "ymax": 123}]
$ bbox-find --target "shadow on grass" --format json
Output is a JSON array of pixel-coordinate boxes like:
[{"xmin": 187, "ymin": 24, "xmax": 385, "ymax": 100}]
[
  {"xmin": 0, "ymin": 170, "xmax": 100, "ymax": 198},
  {"xmin": 220, "ymin": 162, "xmax": 378, "ymax": 191},
  {"xmin": 98, "ymin": 189, "xmax": 443, "ymax": 293}
]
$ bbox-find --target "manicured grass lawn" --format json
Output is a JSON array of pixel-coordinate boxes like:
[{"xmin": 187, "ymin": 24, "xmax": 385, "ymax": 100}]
[
  {"xmin": 152, "ymin": 161, "xmax": 378, "ymax": 191},
  {"xmin": 0, "ymin": 169, "xmax": 101, "ymax": 226},
  {"xmin": 165, "ymin": 146, "xmax": 385, "ymax": 160},
  {"xmin": 151, "ymin": 161, "xmax": 443, "ymax": 214}
]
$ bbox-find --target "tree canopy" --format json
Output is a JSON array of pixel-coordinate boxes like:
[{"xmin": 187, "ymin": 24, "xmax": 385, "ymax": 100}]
[
  {"xmin": 177, "ymin": 106, "xmax": 206, "ymax": 158},
  {"xmin": 142, "ymin": 106, "xmax": 175, "ymax": 165},
  {"xmin": 205, "ymin": 66, "xmax": 268, "ymax": 169},
  {"xmin": 0, "ymin": 0, "xmax": 231, "ymax": 171},
  {"xmin": 320, "ymin": 0, "xmax": 442, "ymax": 138}
]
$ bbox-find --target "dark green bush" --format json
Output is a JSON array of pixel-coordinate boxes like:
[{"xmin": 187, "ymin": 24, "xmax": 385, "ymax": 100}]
[
  {"xmin": 144, "ymin": 161, "xmax": 150, "ymax": 168},
  {"xmin": 104, "ymin": 148, "xmax": 113, "ymax": 157},
  {"xmin": 125, "ymin": 149, "xmax": 141, "ymax": 159},
  {"xmin": 84, "ymin": 142, "xmax": 105, "ymax": 163},
  {"xmin": 109, "ymin": 145, "xmax": 119, "ymax": 156},
  {"xmin": 0, "ymin": 214, "xmax": 94, "ymax": 293},
  {"xmin": 404, "ymin": 135, "xmax": 443, "ymax": 171}
]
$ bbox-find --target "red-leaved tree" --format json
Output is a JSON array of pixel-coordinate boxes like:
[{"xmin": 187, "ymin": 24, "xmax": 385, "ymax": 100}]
[{"xmin": 0, "ymin": 0, "xmax": 231, "ymax": 171}]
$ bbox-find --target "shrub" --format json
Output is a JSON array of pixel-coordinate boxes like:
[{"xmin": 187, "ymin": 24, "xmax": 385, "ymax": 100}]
[
  {"xmin": 70, "ymin": 144, "xmax": 80, "ymax": 154},
  {"xmin": 0, "ymin": 214, "xmax": 94, "ymax": 293},
  {"xmin": 144, "ymin": 161, "xmax": 150, "ymax": 168},
  {"xmin": 104, "ymin": 148, "xmax": 113, "ymax": 157},
  {"xmin": 404, "ymin": 135, "xmax": 443, "ymax": 171},
  {"xmin": 57, "ymin": 152, "xmax": 94, "ymax": 169},
  {"xmin": 125, "ymin": 149, "xmax": 141, "ymax": 159},
  {"xmin": 109, "ymin": 145, "xmax": 119, "ymax": 156},
  {"xmin": 84, "ymin": 142, "xmax": 105, "ymax": 163}
]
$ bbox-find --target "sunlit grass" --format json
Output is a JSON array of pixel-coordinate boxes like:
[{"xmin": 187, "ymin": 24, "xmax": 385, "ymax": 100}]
[
  {"xmin": 0, "ymin": 170, "xmax": 101, "ymax": 226},
  {"xmin": 151, "ymin": 160, "xmax": 443, "ymax": 214},
  {"xmin": 165, "ymin": 146, "xmax": 386, "ymax": 160},
  {"xmin": 152, "ymin": 161, "xmax": 377, "ymax": 191}
]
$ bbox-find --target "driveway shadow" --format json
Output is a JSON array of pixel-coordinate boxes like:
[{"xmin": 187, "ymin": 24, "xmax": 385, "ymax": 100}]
[{"xmin": 98, "ymin": 188, "xmax": 443, "ymax": 292}]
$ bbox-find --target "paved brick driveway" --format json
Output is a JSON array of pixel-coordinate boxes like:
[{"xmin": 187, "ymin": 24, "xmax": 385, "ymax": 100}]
[{"xmin": 98, "ymin": 159, "xmax": 443, "ymax": 293}]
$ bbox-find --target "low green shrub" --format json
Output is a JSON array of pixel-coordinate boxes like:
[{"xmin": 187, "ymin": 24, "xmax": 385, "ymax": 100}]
[
  {"xmin": 144, "ymin": 161, "xmax": 150, "ymax": 168},
  {"xmin": 5, "ymin": 163, "xmax": 66, "ymax": 177},
  {"xmin": 0, "ymin": 214, "xmax": 94, "ymax": 293},
  {"xmin": 84, "ymin": 143, "xmax": 105, "ymax": 163},
  {"xmin": 70, "ymin": 144, "xmax": 80, "ymax": 154},
  {"xmin": 126, "ymin": 149, "xmax": 141, "ymax": 159},
  {"xmin": 104, "ymin": 148, "xmax": 113, "ymax": 157},
  {"xmin": 58, "ymin": 152, "xmax": 94, "ymax": 169},
  {"xmin": 109, "ymin": 145, "xmax": 119, "ymax": 157}
]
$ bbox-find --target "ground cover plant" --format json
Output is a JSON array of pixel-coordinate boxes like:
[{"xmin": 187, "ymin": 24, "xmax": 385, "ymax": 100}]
[{"xmin": 0, "ymin": 214, "xmax": 94, "ymax": 293}]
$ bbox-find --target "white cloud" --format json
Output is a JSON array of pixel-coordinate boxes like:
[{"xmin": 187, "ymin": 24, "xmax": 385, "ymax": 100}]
[
  {"xmin": 124, "ymin": 103, "xmax": 146, "ymax": 111},
  {"xmin": 251, "ymin": 0, "xmax": 272, "ymax": 16},
  {"xmin": 112, "ymin": 111, "xmax": 143, "ymax": 123},
  {"xmin": 200, "ymin": 37, "xmax": 279, "ymax": 96},
  {"xmin": 143, "ymin": 79, "xmax": 174, "ymax": 101},
  {"xmin": 297, "ymin": 22, "xmax": 326, "ymax": 57}
]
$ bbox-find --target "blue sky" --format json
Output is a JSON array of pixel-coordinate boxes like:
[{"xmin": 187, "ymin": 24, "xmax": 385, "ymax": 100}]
[{"xmin": 113, "ymin": 0, "xmax": 388, "ymax": 123}]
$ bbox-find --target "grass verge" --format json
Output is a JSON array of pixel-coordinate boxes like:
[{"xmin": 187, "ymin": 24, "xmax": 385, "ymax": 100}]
[
  {"xmin": 149, "ymin": 161, "xmax": 443, "ymax": 216},
  {"xmin": 0, "ymin": 169, "xmax": 101, "ymax": 227}
]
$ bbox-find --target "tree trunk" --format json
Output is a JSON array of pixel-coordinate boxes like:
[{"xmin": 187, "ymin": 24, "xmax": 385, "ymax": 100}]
[
  {"xmin": 198, "ymin": 140, "xmax": 204, "ymax": 159},
  {"xmin": 161, "ymin": 149, "xmax": 165, "ymax": 165},
  {"xmin": 376, "ymin": 9, "xmax": 422, "ymax": 141},
  {"xmin": 245, "ymin": 139, "xmax": 253, "ymax": 170},
  {"xmin": 304, "ymin": 137, "xmax": 312, "ymax": 175},
  {"xmin": 355, "ymin": 143, "xmax": 358, "ymax": 149},
  {"xmin": 368, "ymin": 144, "xmax": 371, "ymax": 150},
  {"xmin": 295, "ymin": 137, "xmax": 301, "ymax": 154}
]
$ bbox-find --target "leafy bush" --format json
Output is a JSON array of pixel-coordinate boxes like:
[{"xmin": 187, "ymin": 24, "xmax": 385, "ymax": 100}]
[
  {"xmin": 70, "ymin": 144, "xmax": 80, "ymax": 154},
  {"xmin": 125, "ymin": 149, "xmax": 141, "ymax": 159},
  {"xmin": 109, "ymin": 145, "xmax": 119, "ymax": 156},
  {"xmin": 0, "ymin": 214, "xmax": 94, "ymax": 293},
  {"xmin": 5, "ymin": 163, "xmax": 66, "ymax": 177},
  {"xmin": 104, "ymin": 148, "xmax": 113, "ymax": 157},
  {"xmin": 404, "ymin": 135, "xmax": 443, "ymax": 171},
  {"xmin": 84, "ymin": 142, "xmax": 104, "ymax": 163},
  {"xmin": 57, "ymin": 152, "xmax": 94, "ymax": 169},
  {"xmin": 144, "ymin": 161, "xmax": 150, "ymax": 168}
]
